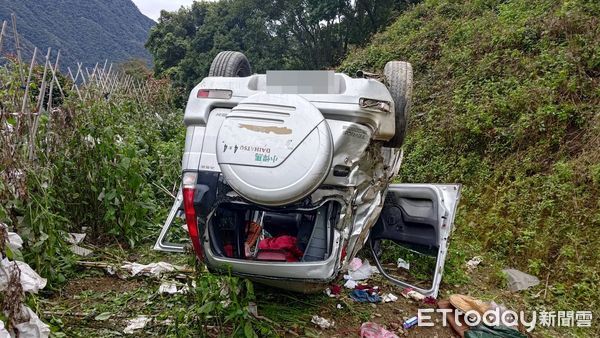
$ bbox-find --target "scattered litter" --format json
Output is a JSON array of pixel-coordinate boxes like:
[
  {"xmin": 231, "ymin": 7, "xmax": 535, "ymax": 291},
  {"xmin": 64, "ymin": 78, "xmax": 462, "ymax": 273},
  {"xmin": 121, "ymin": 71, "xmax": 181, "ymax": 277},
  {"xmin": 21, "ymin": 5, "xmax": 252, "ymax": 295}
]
[
  {"xmin": 325, "ymin": 284, "xmax": 342, "ymax": 297},
  {"xmin": 123, "ymin": 315, "xmax": 151, "ymax": 334},
  {"xmin": 355, "ymin": 284, "xmax": 378, "ymax": 291},
  {"xmin": 349, "ymin": 257, "xmax": 363, "ymax": 271},
  {"xmin": 360, "ymin": 322, "xmax": 399, "ymax": 338},
  {"xmin": 336, "ymin": 303, "xmax": 343, "ymax": 309},
  {"xmin": 65, "ymin": 233, "xmax": 86, "ymax": 244},
  {"xmin": 7, "ymin": 232, "xmax": 23, "ymax": 251},
  {"xmin": 402, "ymin": 316, "xmax": 418, "ymax": 330},
  {"xmin": 423, "ymin": 296, "xmax": 437, "ymax": 305},
  {"xmin": 64, "ymin": 233, "xmax": 93, "ymax": 256},
  {"xmin": 381, "ymin": 293, "xmax": 398, "ymax": 303},
  {"xmin": 121, "ymin": 262, "xmax": 184, "ymax": 278},
  {"xmin": 400, "ymin": 288, "xmax": 425, "ymax": 301},
  {"xmin": 396, "ymin": 258, "xmax": 410, "ymax": 270},
  {"xmin": 350, "ymin": 289, "xmax": 381, "ymax": 303},
  {"xmin": 94, "ymin": 312, "xmax": 112, "ymax": 321},
  {"xmin": 248, "ymin": 302, "xmax": 258, "ymax": 316},
  {"xmin": 466, "ymin": 256, "xmax": 483, "ymax": 271},
  {"xmin": 344, "ymin": 279, "xmax": 358, "ymax": 289},
  {"xmin": 0, "ymin": 259, "xmax": 47, "ymax": 293},
  {"xmin": 345, "ymin": 259, "xmax": 378, "ymax": 281},
  {"xmin": 311, "ymin": 315, "xmax": 335, "ymax": 329},
  {"xmin": 0, "ymin": 320, "xmax": 8, "ymax": 338},
  {"xmin": 158, "ymin": 281, "xmax": 189, "ymax": 295},
  {"xmin": 70, "ymin": 245, "xmax": 93, "ymax": 257},
  {"xmin": 14, "ymin": 305, "xmax": 51, "ymax": 338},
  {"xmin": 502, "ymin": 268, "xmax": 540, "ymax": 291}
]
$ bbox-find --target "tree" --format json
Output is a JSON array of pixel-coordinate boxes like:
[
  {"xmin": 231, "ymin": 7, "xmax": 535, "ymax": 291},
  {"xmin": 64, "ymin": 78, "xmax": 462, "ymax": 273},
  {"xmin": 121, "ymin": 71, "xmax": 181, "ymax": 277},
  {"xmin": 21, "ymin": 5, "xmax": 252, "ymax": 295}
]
[
  {"xmin": 145, "ymin": 0, "xmax": 420, "ymax": 97},
  {"xmin": 116, "ymin": 59, "xmax": 152, "ymax": 82}
]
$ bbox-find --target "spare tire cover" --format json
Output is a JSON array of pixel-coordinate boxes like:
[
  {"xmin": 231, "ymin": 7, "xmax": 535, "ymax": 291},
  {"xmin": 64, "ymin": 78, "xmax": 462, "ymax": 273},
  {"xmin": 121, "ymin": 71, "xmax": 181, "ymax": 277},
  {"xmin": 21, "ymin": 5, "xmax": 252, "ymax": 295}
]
[{"xmin": 217, "ymin": 93, "xmax": 333, "ymax": 206}]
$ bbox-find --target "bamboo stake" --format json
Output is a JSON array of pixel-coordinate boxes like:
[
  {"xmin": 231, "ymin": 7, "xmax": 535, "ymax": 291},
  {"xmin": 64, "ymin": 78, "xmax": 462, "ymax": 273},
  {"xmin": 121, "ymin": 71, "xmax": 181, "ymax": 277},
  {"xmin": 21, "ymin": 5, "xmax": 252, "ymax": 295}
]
[
  {"xmin": 0, "ymin": 21, "xmax": 7, "ymax": 55},
  {"xmin": 21, "ymin": 47, "xmax": 37, "ymax": 131},
  {"xmin": 28, "ymin": 48, "xmax": 51, "ymax": 161},
  {"xmin": 11, "ymin": 14, "xmax": 25, "ymax": 84},
  {"xmin": 47, "ymin": 50, "xmax": 62, "ymax": 108}
]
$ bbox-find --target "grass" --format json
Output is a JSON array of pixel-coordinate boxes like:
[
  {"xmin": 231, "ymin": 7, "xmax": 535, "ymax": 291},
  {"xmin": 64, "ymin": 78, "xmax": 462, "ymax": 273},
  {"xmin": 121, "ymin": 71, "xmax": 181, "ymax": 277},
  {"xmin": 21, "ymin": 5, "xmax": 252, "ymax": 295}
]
[{"xmin": 341, "ymin": 0, "xmax": 599, "ymax": 336}]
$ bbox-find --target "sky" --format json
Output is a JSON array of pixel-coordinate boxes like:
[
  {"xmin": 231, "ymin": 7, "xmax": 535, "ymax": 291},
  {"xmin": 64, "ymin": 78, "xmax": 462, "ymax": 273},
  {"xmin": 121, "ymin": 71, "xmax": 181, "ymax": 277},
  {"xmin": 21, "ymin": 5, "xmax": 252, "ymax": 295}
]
[{"xmin": 131, "ymin": 0, "xmax": 198, "ymax": 21}]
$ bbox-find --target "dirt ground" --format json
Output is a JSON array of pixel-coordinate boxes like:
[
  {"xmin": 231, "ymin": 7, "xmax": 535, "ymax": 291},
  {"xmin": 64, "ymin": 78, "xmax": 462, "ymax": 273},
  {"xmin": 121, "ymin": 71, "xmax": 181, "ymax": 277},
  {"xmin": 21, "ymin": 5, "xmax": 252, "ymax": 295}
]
[{"xmin": 43, "ymin": 261, "xmax": 457, "ymax": 337}]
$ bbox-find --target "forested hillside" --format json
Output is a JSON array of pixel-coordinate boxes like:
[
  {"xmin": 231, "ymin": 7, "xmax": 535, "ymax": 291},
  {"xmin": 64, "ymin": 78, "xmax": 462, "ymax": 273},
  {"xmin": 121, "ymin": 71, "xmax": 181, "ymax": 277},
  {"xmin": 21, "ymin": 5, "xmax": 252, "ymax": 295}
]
[
  {"xmin": 0, "ymin": 0, "xmax": 154, "ymax": 68},
  {"xmin": 341, "ymin": 0, "xmax": 599, "ymax": 315},
  {"xmin": 146, "ymin": 0, "xmax": 417, "ymax": 97}
]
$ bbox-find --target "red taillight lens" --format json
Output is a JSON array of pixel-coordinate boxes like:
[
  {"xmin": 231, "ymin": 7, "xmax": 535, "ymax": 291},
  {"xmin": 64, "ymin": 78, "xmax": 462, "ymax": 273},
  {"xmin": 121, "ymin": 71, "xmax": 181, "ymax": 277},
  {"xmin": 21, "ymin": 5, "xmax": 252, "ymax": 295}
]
[
  {"xmin": 197, "ymin": 89, "xmax": 232, "ymax": 99},
  {"xmin": 182, "ymin": 172, "xmax": 203, "ymax": 260}
]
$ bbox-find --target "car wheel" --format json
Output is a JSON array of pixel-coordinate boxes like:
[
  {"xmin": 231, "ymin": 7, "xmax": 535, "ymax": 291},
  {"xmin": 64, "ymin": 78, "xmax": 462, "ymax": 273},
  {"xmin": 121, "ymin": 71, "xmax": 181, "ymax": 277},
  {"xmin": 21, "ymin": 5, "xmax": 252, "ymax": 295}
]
[
  {"xmin": 383, "ymin": 61, "xmax": 413, "ymax": 148},
  {"xmin": 208, "ymin": 51, "xmax": 252, "ymax": 77}
]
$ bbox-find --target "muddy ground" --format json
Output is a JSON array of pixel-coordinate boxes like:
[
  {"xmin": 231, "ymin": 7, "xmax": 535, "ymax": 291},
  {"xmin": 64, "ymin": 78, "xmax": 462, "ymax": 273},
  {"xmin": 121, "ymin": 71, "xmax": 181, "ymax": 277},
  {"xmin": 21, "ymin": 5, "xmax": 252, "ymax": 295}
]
[{"xmin": 39, "ymin": 245, "xmax": 565, "ymax": 337}]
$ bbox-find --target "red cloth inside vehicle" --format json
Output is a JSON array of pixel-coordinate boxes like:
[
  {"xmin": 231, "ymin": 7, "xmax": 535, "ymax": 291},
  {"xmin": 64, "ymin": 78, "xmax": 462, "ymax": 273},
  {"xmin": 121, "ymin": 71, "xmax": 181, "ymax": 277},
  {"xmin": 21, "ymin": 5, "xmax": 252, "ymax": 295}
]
[{"xmin": 257, "ymin": 235, "xmax": 304, "ymax": 262}]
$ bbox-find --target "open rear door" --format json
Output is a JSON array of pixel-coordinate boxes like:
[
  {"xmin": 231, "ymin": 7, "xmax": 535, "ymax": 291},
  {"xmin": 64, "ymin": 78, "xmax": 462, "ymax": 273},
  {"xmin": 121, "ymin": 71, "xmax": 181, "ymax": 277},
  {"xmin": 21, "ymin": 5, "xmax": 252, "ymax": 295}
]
[{"xmin": 369, "ymin": 184, "xmax": 461, "ymax": 298}]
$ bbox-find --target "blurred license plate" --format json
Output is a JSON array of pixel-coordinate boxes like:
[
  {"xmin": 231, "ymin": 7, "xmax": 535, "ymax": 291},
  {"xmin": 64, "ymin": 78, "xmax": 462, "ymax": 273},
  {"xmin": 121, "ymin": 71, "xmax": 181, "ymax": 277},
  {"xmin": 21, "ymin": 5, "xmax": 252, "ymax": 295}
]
[{"xmin": 266, "ymin": 70, "xmax": 335, "ymax": 94}]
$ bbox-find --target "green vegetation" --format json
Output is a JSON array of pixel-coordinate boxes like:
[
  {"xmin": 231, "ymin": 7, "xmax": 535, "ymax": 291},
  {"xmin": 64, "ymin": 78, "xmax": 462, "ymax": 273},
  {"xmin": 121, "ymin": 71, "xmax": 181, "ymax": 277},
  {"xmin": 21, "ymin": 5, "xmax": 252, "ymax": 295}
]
[
  {"xmin": 0, "ymin": 58, "xmax": 182, "ymax": 284},
  {"xmin": 146, "ymin": 0, "xmax": 418, "ymax": 97},
  {"xmin": 0, "ymin": 0, "xmax": 154, "ymax": 69},
  {"xmin": 341, "ymin": 0, "xmax": 599, "ymax": 317}
]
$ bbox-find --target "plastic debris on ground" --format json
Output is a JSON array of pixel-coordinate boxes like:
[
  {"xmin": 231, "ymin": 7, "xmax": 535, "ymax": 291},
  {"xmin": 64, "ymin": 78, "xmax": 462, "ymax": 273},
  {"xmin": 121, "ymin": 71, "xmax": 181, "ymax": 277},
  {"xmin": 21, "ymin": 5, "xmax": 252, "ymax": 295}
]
[
  {"xmin": 381, "ymin": 293, "xmax": 398, "ymax": 303},
  {"xmin": 13, "ymin": 305, "xmax": 51, "ymax": 338},
  {"xmin": 123, "ymin": 315, "xmax": 151, "ymax": 334},
  {"xmin": 396, "ymin": 258, "xmax": 410, "ymax": 270},
  {"xmin": 360, "ymin": 322, "xmax": 399, "ymax": 338},
  {"xmin": 345, "ymin": 259, "xmax": 379, "ymax": 281},
  {"xmin": 350, "ymin": 289, "xmax": 381, "ymax": 303},
  {"xmin": 7, "ymin": 232, "xmax": 23, "ymax": 251},
  {"xmin": 311, "ymin": 315, "xmax": 335, "ymax": 329},
  {"xmin": 344, "ymin": 279, "xmax": 358, "ymax": 289},
  {"xmin": 466, "ymin": 256, "xmax": 483, "ymax": 272},
  {"xmin": 0, "ymin": 259, "xmax": 47, "ymax": 293},
  {"xmin": 64, "ymin": 233, "xmax": 93, "ymax": 257},
  {"xmin": 0, "ymin": 320, "xmax": 9, "ymax": 338},
  {"xmin": 349, "ymin": 257, "xmax": 363, "ymax": 271},
  {"xmin": 502, "ymin": 268, "xmax": 540, "ymax": 291},
  {"xmin": 70, "ymin": 245, "xmax": 93, "ymax": 257},
  {"xmin": 121, "ymin": 261, "xmax": 184, "ymax": 278},
  {"xmin": 400, "ymin": 287, "xmax": 425, "ymax": 301},
  {"xmin": 402, "ymin": 316, "xmax": 418, "ymax": 329},
  {"xmin": 65, "ymin": 233, "xmax": 86, "ymax": 244},
  {"xmin": 158, "ymin": 281, "xmax": 190, "ymax": 295},
  {"xmin": 325, "ymin": 284, "xmax": 342, "ymax": 297}
]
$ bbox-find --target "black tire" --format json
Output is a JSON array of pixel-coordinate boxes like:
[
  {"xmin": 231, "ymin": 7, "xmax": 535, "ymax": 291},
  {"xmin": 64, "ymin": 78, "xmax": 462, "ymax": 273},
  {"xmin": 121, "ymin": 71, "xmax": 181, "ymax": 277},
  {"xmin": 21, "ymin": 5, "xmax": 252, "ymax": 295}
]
[
  {"xmin": 383, "ymin": 61, "xmax": 413, "ymax": 148},
  {"xmin": 208, "ymin": 51, "xmax": 252, "ymax": 77}
]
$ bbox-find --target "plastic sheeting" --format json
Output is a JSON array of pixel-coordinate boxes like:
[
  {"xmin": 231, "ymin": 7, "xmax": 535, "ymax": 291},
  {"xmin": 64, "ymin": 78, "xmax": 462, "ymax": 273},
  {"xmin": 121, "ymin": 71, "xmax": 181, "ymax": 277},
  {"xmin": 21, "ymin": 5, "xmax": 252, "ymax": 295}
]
[
  {"xmin": 0, "ymin": 321, "xmax": 9, "ymax": 338},
  {"xmin": 7, "ymin": 232, "xmax": 23, "ymax": 251},
  {"xmin": 502, "ymin": 269, "xmax": 539, "ymax": 292},
  {"xmin": 123, "ymin": 315, "xmax": 151, "ymax": 334},
  {"xmin": 360, "ymin": 322, "xmax": 399, "ymax": 338},
  {"xmin": 13, "ymin": 305, "xmax": 51, "ymax": 338},
  {"xmin": 0, "ymin": 259, "xmax": 47, "ymax": 294},
  {"xmin": 121, "ymin": 262, "xmax": 183, "ymax": 278}
]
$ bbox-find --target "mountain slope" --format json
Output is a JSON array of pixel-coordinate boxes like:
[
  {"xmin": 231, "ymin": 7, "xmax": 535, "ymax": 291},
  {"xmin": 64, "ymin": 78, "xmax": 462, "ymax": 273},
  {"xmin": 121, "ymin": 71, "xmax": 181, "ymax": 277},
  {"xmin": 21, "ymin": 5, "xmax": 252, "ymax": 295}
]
[
  {"xmin": 341, "ymin": 0, "xmax": 599, "ymax": 318},
  {"xmin": 0, "ymin": 0, "xmax": 154, "ymax": 69}
]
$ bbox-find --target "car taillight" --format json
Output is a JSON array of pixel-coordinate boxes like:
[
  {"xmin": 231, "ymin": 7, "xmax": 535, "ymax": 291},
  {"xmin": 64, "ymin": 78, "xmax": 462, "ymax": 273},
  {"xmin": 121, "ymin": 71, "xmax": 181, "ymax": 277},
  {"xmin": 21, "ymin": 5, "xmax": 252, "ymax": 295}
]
[
  {"xmin": 182, "ymin": 172, "xmax": 203, "ymax": 260},
  {"xmin": 197, "ymin": 89, "xmax": 232, "ymax": 99}
]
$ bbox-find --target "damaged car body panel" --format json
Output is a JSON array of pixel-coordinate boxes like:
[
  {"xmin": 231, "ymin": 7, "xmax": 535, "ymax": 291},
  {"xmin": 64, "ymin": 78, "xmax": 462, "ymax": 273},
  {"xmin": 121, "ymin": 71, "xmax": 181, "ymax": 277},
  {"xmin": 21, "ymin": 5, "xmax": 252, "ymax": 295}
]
[{"xmin": 154, "ymin": 52, "xmax": 461, "ymax": 295}]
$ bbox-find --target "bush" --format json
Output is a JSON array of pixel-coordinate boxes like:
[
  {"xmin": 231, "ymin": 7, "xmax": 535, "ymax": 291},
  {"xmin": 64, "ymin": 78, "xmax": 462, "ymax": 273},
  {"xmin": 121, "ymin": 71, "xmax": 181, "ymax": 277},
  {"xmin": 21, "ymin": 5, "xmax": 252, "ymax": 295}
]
[{"xmin": 340, "ymin": 0, "xmax": 600, "ymax": 314}]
